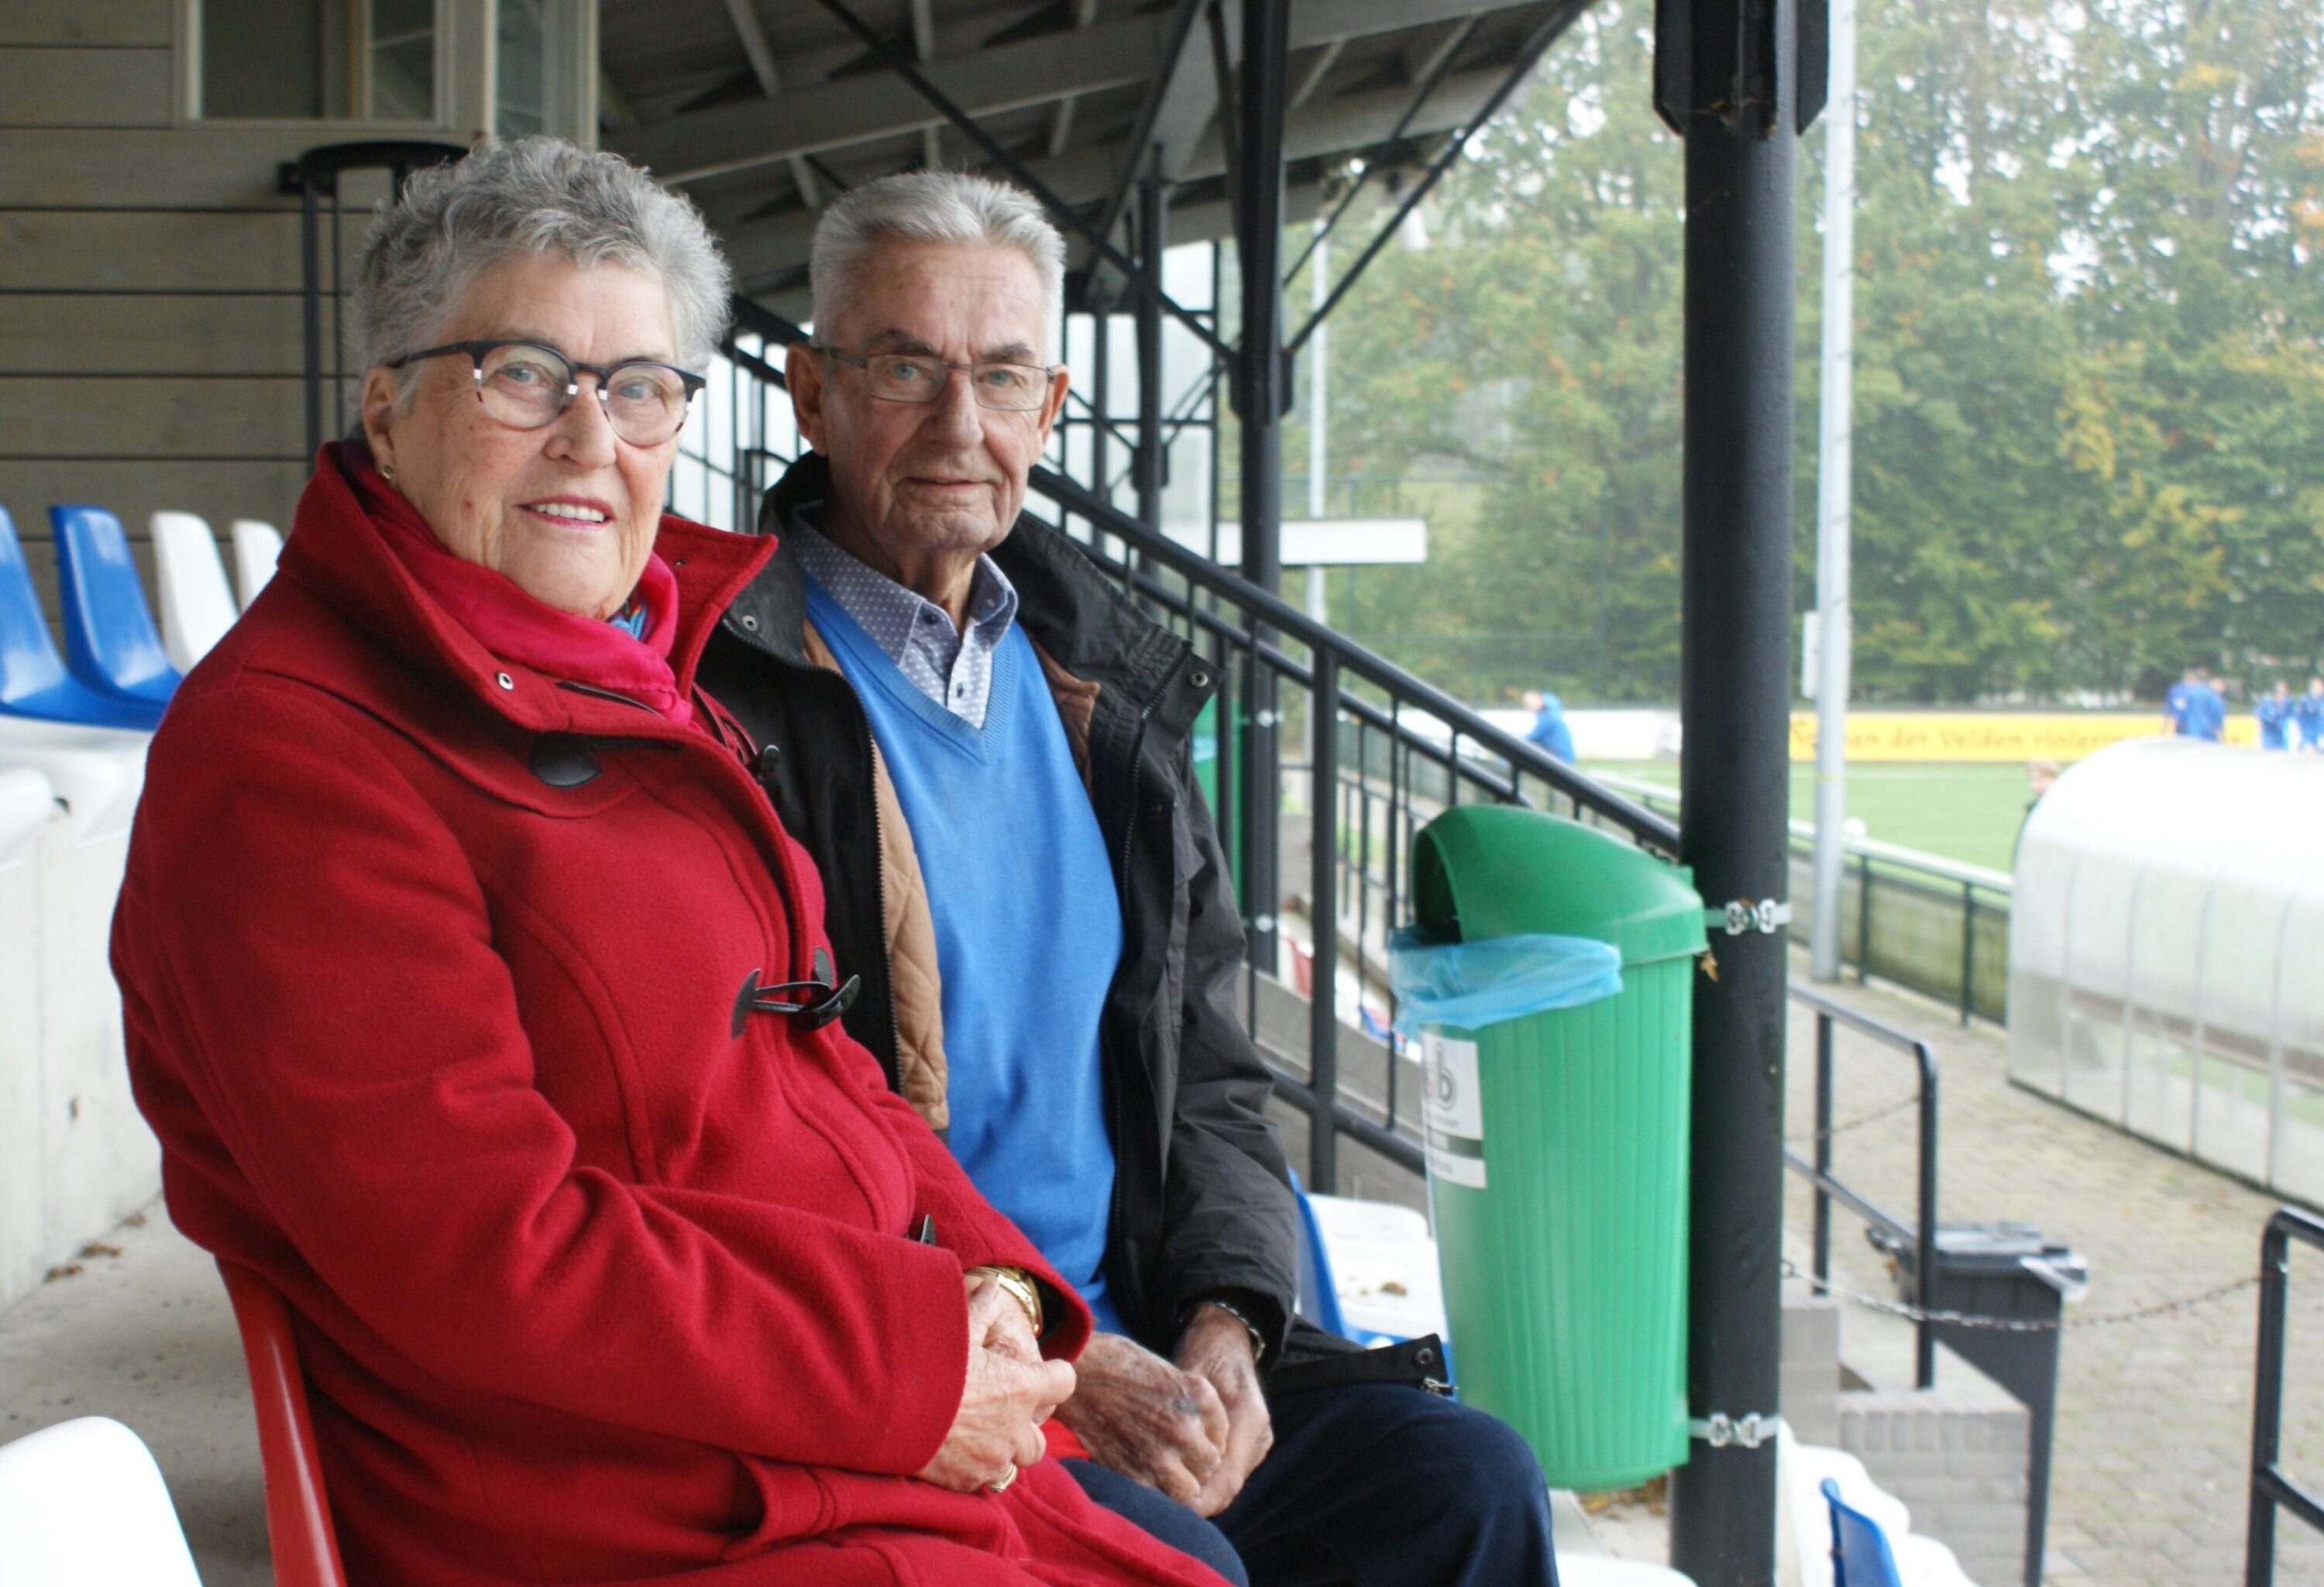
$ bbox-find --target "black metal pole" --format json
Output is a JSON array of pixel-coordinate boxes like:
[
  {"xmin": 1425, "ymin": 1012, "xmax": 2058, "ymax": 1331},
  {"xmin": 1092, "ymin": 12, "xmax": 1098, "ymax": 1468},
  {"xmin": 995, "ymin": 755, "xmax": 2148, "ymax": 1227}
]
[
  {"xmin": 1812, "ymin": 1013, "xmax": 1833, "ymax": 1283},
  {"xmin": 300, "ymin": 176, "xmax": 324, "ymax": 459},
  {"xmin": 1308, "ymin": 649, "xmax": 1340, "ymax": 1193},
  {"xmin": 2249, "ymin": 1216, "xmax": 2291, "ymax": 1587},
  {"xmin": 1912, "ymin": 1040, "xmax": 1939, "ymax": 1392},
  {"xmin": 1090, "ymin": 280, "xmax": 1111, "ymax": 532},
  {"xmin": 1659, "ymin": 2, "xmax": 1810, "ymax": 1582},
  {"xmin": 1235, "ymin": 0, "xmax": 1289, "ymax": 974},
  {"xmin": 1136, "ymin": 166, "xmax": 1167, "ymax": 533}
]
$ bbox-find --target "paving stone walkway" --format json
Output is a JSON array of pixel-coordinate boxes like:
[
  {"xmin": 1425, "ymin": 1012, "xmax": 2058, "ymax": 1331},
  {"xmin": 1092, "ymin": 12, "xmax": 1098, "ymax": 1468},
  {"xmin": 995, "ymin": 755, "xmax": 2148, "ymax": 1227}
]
[{"xmin": 1783, "ymin": 972, "xmax": 2324, "ymax": 1587}]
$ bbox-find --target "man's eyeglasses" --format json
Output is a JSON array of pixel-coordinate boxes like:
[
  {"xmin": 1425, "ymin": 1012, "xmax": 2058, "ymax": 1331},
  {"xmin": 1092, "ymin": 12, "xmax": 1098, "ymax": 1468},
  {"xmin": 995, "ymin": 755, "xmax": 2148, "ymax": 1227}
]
[
  {"xmin": 813, "ymin": 344, "xmax": 1057, "ymax": 412},
  {"xmin": 387, "ymin": 340, "xmax": 706, "ymax": 446}
]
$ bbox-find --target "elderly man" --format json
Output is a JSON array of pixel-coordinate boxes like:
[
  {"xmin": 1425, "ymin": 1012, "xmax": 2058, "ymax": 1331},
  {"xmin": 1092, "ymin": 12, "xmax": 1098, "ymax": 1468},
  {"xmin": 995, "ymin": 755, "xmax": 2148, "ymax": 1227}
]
[{"xmin": 699, "ymin": 171, "xmax": 1556, "ymax": 1587}]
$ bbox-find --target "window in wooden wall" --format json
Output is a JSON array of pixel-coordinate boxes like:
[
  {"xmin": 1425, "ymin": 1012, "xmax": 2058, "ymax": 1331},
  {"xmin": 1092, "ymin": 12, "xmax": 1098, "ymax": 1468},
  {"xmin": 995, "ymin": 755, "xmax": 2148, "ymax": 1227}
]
[{"xmin": 198, "ymin": 0, "xmax": 440, "ymax": 122}]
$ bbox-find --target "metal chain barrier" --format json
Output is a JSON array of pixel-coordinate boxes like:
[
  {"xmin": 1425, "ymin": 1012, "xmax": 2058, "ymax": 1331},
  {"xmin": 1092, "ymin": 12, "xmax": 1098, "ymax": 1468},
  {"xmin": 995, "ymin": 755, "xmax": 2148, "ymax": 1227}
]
[
  {"xmin": 1783, "ymin": 1259, "xmax": 2259, "ymax": 1332},
  {"xmin": 1785, "ymin": 1091, "xmax": 1921, "ymax": 1145}
]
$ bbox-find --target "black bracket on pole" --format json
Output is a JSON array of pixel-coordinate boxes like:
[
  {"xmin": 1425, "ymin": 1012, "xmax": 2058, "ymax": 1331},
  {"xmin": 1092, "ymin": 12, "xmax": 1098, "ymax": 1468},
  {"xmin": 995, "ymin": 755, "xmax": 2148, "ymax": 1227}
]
[{"xmin": 1653, "ymin": 0, "xmax": 1829, "ymax": 137}]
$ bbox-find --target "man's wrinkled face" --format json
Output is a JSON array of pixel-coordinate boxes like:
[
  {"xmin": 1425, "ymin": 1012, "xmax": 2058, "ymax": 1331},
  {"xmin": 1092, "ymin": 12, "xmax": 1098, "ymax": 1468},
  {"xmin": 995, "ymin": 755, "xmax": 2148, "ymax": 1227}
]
[{"xmin": 789, "ymin": 239, "xmax": 1067, "ymax": 581}]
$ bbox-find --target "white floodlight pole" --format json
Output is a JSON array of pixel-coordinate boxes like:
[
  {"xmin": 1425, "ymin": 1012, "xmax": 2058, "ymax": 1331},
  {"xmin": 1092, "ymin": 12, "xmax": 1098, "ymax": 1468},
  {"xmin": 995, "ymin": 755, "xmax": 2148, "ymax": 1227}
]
[{"xmin": 1810, "ymin": 0, "xmax": 1858, "ymax": 982}]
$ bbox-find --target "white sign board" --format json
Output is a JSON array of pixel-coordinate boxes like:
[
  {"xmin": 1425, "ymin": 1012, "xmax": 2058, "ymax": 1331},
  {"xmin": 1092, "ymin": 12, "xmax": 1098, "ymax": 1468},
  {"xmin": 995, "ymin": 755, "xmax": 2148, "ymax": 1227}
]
[{"xmin": 1164, "ymin": 518, "xmax": 1428, "ymax": 569}]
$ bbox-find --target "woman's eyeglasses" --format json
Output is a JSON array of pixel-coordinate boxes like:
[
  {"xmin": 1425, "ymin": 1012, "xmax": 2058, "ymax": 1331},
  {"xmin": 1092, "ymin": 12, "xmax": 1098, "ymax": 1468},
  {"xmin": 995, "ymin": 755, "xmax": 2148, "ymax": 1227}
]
[{"xmin": 388, "ymin": 340, "xmax": 707, "ymax": 446}]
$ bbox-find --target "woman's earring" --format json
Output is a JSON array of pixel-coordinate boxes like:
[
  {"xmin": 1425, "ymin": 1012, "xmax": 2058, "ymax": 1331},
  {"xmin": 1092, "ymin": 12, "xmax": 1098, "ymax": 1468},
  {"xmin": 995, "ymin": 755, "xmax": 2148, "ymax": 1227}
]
[{"xmin": 381, "ymin": 462, "xmax": 396, "ymax": 483}]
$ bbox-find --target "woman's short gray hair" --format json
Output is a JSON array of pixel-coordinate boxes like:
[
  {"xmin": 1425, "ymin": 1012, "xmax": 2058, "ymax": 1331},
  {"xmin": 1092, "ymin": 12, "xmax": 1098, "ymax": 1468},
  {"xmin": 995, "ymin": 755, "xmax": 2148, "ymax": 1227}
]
[
  {"xmin": 356, "ymin": 136, "xmax": 731, "ymax": 390},
  {"xmin": 810, "ymin": 171, "xmax": 1064, "ymax": 349}
]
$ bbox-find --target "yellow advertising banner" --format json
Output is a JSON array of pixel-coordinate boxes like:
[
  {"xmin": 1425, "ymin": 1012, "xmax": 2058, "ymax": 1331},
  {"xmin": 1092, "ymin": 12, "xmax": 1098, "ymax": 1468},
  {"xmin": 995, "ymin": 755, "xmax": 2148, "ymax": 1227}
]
[{"xmin": 1788, "ymin": 711, "xmax": 2257, "ymax": 762}]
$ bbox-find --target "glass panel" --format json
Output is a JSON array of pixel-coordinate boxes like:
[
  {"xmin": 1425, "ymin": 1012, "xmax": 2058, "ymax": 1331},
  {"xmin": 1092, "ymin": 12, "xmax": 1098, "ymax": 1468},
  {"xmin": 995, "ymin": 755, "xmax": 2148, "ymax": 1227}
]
[
  {"xmin": 2192, "ymin": 1047, "xmax": 2269, "ymax": 1183},
  {"xmin": 367, "ymin": 0, "xmax": 436, "ymax": 120},
  {"xmin": 497, "ymin": 0, "xmax": 575, "ymax": 139},
  {"xmin": 203, "ymin": 0, "xmax": 325, "ymax": 118},
  {"xmin": 201, "ymin": 0, "xmax": 435, "ymax": 122},
  {"xmin": 2272, "ymin": 1057, "xmax": 2324, "ymax": 1207}
]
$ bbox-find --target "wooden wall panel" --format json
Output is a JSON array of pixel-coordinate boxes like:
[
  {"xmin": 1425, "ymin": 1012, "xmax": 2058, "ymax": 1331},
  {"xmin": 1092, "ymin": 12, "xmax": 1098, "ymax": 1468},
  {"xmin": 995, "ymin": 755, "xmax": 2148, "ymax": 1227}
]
[
  {"xmin": 0, "ymin": 376, "xmax": 306, "ymax": 461},
  {"xmin": 0, "ymin": 46, "xmax": 172, "ymax": 127},
  {"xmin": 0, "ymin": 128, "xmax": 380, "ymax": 208},
  {"xmin": 0, "ymin": 209, "xmax": 373, "ymax": 292},
  {"xmin": 0, "ymin": 0, "xmax": 171, "ymax": 47},
  {"xmin": 0, "ymin": 294, "xmax": 313, "ymax": 375}
]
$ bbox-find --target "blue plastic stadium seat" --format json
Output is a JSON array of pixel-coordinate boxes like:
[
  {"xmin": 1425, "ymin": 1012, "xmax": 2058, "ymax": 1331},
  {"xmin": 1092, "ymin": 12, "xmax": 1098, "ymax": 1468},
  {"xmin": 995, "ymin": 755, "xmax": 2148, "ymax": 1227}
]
[
  {"xmin": 1823, "ymin": 1476, "xmax": 1905, "ymax": 1587},
  {"xmin": 49, "ymin": 505, "xmax": 180, "ymax": 716},
  {"xmin": 0, "ymin": 507, "xmax": 165, "ymax": 732},
  {"xmin": 1287, "ymin": 1169, "xmax": 1355, "ymax": 1340}
]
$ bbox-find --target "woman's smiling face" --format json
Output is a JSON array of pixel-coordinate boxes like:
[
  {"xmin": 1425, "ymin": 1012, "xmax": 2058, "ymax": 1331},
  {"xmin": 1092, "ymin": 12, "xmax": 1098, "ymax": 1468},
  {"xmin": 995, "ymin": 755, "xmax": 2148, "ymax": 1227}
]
[{"xmin": 362, "ymin": 254, "xmax": 683, "ymax": 619}]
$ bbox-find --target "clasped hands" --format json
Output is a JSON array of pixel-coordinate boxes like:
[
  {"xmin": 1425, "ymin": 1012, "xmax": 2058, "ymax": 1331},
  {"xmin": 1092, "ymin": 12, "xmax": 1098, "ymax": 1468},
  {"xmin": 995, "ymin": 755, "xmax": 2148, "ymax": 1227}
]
[
  {"xmin": 1054, "ymin": 1307, "xmax": 1273, "ymax": 1517},
  {"xmin": 916, "ymin": 1272, "xmax": 1075, "ymax": 1493},
  {"xmin": 916, "ymin": 1282, "xmax": 1273, "ymax": 1519}
]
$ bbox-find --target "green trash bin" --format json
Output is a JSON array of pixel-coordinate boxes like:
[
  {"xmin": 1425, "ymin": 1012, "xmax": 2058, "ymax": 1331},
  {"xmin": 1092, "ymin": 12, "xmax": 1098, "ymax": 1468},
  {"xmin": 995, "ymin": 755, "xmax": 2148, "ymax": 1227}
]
[{"xmin": 1401, "ymin": 804, "xmax": 1705, "ymax": 1491}]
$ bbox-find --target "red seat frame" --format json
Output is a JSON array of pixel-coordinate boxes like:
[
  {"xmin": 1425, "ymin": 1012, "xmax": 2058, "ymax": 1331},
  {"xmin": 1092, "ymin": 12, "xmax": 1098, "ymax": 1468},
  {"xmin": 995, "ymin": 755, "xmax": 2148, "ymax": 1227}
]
[{"xmin": 216, "ymin": 1259, "xmax": 350, "ymax": 1587}]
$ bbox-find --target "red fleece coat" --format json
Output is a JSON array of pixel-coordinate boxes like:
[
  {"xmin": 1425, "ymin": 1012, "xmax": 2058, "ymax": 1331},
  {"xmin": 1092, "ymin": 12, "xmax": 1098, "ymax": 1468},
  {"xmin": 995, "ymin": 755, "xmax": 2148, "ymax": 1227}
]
[{"xmin": 111, "ymin": 452, "xmax": 1226, "ymax": 1587}]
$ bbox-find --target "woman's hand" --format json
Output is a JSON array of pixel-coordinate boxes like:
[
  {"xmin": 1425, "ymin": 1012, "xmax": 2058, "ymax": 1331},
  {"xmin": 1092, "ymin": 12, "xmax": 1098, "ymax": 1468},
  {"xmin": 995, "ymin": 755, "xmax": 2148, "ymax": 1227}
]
[{"xmin": 916, "ymin": 1280, "xmax": 1076, "ymax": 1493}]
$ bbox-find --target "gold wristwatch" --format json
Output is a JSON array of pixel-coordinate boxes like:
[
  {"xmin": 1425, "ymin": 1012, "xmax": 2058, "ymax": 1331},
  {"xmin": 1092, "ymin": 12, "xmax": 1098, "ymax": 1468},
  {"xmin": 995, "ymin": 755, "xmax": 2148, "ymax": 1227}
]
[{"xmin": 964, "ymin": 1264, "xmax": 1045, "ymax": 1337}]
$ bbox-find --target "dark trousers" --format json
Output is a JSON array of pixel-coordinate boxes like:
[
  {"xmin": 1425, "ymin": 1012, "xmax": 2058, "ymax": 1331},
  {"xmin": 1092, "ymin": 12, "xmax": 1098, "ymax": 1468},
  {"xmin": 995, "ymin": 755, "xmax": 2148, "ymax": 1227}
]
[{"xmin": 1064, "ymin": 1384, "xmax": 1559, "ymax": 1587}]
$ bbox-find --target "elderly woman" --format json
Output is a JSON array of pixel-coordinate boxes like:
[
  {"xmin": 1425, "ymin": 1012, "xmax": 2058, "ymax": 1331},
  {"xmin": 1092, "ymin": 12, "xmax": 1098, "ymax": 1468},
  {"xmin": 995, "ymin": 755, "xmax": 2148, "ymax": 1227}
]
[{"xmin": 111, "ymin": 138, "xmax": 1226, "ymax": 1587}]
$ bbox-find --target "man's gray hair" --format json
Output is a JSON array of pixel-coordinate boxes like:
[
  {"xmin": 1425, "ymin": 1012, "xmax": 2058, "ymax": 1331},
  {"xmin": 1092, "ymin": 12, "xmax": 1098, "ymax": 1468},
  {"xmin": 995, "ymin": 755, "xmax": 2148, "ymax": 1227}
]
[
  {"xmin": 356, "ymin": 136, "xmax": 732, "ymax": 390},
  {"xmin": 810, "ymin": 171, "xmax": 1064, "ymax": 349}
]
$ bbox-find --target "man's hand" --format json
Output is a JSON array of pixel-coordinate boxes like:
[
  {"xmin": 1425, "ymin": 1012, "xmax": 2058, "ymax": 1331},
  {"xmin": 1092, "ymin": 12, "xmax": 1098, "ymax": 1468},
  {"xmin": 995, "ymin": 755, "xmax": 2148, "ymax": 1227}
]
[
  {"xmin": 916, "ymin": 1280, "xmax": 1075, "ymax": 1493},
  {"xmin": 1053, "ymin": 1331, "xmax": 1229, "ymax": 1506},
  {"xmin": 1174, "ymin": 1304, "xmax": 1273, "ymax": 1517}
]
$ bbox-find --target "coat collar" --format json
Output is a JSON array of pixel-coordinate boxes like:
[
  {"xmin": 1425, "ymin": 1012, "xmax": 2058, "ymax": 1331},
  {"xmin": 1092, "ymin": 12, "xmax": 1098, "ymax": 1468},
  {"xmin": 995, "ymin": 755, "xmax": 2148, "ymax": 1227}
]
[
  {"xmin": 278, "ymin": 443, "xmax": 774, "ymax": 737},
  {"xmin": 737, "ymin": 452, "xmax": 1205, "ymax": 732}
]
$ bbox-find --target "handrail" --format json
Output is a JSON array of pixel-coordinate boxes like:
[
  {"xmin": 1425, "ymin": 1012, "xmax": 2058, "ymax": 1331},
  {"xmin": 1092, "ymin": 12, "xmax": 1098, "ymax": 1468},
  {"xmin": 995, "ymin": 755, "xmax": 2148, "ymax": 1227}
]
[
  {"xmin": 1030, "ymin": 464, "xmax": 1681, "ymax": 854},
  {"xmin": 1597, "ymin": 764, "xmax": 2011, "ymax": 1025},
  {"xmin": 717, "ymin": 292, "xmax": 1675, "ymax": 856},
  {"xmin": 1589, "ymin": 766, "xmax": 2011, "ymax": 895},
  {"xmin": 2247, "ymin": 1205, "xmax": 2324, "ymax": 1585},
  {"xmin": 1783, "ymin": 980, "xmax": 1940, "ymax": 1388}
]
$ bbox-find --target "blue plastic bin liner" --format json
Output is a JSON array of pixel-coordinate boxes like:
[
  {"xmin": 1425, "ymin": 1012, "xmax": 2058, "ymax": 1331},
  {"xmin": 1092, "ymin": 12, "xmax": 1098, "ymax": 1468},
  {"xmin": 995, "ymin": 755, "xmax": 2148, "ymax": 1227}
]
[{"xmin": 1387, "ymin": 926, "xmax": 1622, "ymax": 1039}]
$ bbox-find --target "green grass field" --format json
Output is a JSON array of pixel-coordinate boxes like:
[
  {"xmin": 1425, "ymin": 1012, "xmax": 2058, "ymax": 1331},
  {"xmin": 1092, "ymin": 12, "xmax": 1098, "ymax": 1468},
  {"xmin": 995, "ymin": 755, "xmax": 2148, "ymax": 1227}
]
[{"xmin": 1584, "ymin": 761, "xmax": 2037, "ymax": 874}]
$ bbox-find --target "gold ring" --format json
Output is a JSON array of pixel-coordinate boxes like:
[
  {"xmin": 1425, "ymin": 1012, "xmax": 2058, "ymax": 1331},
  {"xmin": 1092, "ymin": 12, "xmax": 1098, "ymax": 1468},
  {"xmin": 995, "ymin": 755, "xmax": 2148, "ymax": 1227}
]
[{"xmin": 988, "ymin": 1465, "xmax": 1019, "ymax": 1493}]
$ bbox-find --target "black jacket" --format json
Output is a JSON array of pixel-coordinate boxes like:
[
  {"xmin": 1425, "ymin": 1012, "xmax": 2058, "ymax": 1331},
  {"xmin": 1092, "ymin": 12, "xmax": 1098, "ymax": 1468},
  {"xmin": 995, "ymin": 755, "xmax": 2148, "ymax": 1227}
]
[{"xmin": 697, "ymin": 453, "xmax": 1299, "ymax": 1357}]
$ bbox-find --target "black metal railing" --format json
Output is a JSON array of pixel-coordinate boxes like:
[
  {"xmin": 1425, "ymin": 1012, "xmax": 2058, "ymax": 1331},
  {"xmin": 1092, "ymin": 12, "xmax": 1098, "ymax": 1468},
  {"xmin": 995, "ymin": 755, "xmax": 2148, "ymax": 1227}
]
[
  {"xmin": 2248, "ymin": 1204, "xmax": 2324, "ymax": 1586},
  {"xmin": 701, "ymin": 293, "xmax": 1679, "ymax": 1192},
  {"xmin": 1030, "ymin": 462, "xmax": 1679, "ymax": 1191},
  {"xmin": 1603, "ymin": 771, "xmax": 2013, "ymax": 1025},
  {"xmin": 1783, "ymin": 980, "xmax": 1941, "ymax": 1388}
]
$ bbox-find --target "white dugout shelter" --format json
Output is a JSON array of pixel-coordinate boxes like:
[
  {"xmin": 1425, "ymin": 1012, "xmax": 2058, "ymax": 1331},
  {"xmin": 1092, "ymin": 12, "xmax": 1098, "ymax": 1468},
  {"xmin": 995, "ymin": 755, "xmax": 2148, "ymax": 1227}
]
[{"xmin": 2009, "ymin": 736, "xmax": 2324, "ymax": 1201}]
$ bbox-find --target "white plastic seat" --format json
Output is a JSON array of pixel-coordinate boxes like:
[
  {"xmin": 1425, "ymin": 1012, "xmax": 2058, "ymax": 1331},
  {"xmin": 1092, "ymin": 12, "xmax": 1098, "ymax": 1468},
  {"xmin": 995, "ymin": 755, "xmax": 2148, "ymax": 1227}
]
[
  {"xmin": 0, "ymin": 718, "xmax": 149, "ymax": 841},
  {"xmin": 0, "ymin": 1417, "xmax": 203, "ymax": 1585},
  {"xmin": 231, "ymin": 519, "xmax": 284, "ymax": 609},
  {"xmin": 150, "ymin": 512, "xmax": 241, "ymax": 671},
  {"xmin": 0, "ymin": 764, "xmax": 55, "ymax": 867}
]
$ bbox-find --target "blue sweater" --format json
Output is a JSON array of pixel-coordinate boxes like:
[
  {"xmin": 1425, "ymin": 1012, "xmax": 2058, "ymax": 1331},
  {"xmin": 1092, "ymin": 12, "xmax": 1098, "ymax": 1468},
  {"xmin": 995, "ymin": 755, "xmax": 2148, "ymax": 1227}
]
[{"xmin": 805, "ymin": 577, "xmax": 1127, "ymax": 1332}]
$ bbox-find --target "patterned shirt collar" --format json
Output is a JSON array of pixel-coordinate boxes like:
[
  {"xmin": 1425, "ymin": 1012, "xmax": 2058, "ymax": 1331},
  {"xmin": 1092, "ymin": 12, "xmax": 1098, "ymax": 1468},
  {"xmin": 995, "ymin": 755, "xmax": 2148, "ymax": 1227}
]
[{"xmin": 787, "ymin": 504, "xmax": 1019, "ymax": 728}]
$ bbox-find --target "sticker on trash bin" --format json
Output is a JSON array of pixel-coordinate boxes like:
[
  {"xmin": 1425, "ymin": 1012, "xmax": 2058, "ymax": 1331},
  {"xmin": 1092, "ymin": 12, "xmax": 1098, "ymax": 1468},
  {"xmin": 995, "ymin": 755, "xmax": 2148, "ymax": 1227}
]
[{"xmin": 1422, "ymin": 1033, "xmax": 1487, "ymax": 1189}]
